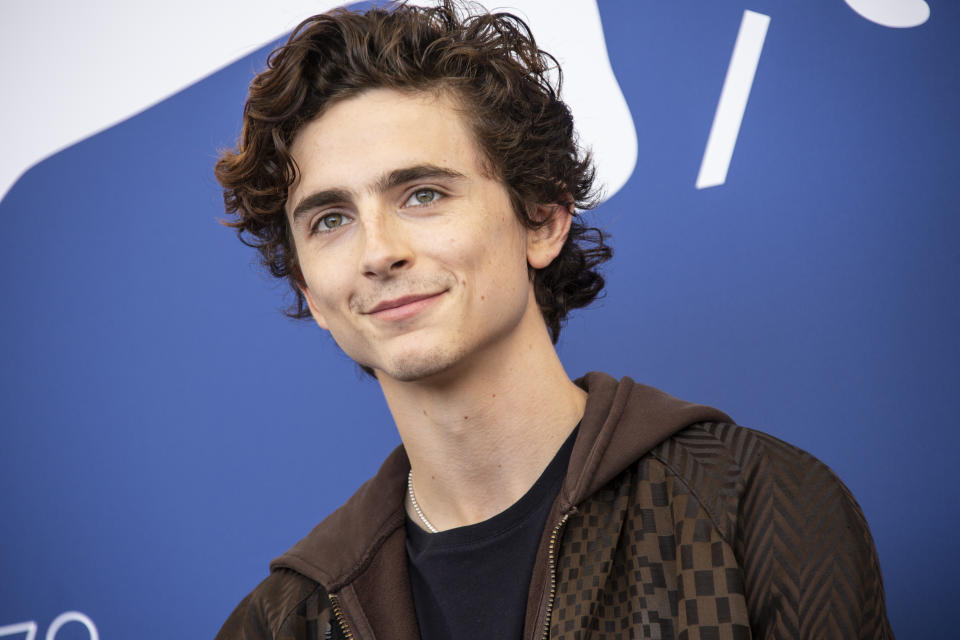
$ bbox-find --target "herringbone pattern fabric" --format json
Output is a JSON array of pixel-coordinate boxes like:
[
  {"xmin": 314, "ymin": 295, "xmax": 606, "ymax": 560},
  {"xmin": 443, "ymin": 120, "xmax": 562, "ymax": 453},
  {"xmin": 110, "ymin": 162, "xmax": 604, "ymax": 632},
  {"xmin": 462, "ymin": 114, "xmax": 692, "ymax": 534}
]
[
  {"xmin": 549, "ymin": 423, "xmax": 892, "ymax": 639},
  {"xmin": 725, "ymin": 426, "xmax": 891, "ymax": 639}
]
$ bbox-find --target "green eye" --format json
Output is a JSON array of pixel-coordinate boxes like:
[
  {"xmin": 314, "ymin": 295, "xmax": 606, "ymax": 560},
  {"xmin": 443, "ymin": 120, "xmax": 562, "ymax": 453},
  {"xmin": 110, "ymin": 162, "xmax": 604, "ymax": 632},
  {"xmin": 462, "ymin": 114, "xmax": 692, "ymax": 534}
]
[
  {"xmin": 408, "ymin": 189, "xmax": 439, "ymax": 206},
  {"xmin": 318, "ymin": 213, "xmax": 344, "ymax": 230}
]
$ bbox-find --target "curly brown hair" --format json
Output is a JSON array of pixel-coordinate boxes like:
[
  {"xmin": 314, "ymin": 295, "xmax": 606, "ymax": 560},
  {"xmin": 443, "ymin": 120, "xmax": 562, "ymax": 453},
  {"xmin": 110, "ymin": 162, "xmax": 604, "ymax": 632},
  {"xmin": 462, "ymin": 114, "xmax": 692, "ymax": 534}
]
[{"xmin": 215, "ymin": 0, "xmax": 612, "ymax": 343}]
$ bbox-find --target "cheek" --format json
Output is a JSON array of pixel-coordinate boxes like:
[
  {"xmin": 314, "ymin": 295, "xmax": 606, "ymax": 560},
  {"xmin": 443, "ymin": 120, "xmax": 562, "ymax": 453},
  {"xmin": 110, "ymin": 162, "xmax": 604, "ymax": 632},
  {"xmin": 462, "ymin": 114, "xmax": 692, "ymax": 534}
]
[
  {"xmin": 302, "ymin": 259, "xmax": 352, "ymax": 314},
  {"xmin": 310, "ymin": 283, "xmax": 349, "ymax": 316},
  {"xmin": 442, "ymin": 229, "xmax": 522, "ymax": 280},
  {"xmin": 473, "ymin": 234, "xmax": 530, "ymax": 296}
]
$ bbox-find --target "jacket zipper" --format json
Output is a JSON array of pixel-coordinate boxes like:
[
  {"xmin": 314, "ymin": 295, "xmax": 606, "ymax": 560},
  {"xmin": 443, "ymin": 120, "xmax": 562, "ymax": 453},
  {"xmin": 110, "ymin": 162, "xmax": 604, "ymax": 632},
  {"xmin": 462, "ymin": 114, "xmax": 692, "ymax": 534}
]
[
  {"xmin": 539, "ymin": 512, "xmax": 571, "ymax": 640},
  {"xmin": 328, "ymin": 513, "xmax": 571, "ymax": 640},
  {"xmin": 328, "ymin": 593, "xmax": 355, "ymax": 640}
]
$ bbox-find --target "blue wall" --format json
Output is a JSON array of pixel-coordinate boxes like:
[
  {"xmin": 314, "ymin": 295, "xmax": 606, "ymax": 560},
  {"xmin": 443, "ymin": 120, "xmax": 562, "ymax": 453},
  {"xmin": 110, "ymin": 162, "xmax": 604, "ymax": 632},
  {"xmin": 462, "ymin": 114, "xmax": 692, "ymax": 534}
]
[{"xmin": 1, "ymin": 2, "xmax": 957, "ymax": 638}]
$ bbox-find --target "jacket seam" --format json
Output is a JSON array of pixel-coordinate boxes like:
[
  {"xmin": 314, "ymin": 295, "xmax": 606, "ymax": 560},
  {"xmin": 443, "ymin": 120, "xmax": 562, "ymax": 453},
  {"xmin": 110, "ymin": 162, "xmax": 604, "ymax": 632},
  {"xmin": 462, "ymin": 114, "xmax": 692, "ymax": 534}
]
[
  {"xmin": 647, "ymin": 422, "xmax": 742, "ymax": 550},
  {"xmin": 274, "ymin": 579, "xmax": 326, "ymax": 637}
]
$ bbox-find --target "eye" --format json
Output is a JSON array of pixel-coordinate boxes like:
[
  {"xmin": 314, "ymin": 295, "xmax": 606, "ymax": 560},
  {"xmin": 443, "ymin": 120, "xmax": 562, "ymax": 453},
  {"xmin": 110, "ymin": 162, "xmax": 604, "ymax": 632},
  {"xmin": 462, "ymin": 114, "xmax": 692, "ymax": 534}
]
[
  {"xmin": 405, "ymin": 188, "xmax": 441, "ymax": 207},
  {"xmin": 313, "ymin": 212, "xmax": 349, "ymax": 234}
]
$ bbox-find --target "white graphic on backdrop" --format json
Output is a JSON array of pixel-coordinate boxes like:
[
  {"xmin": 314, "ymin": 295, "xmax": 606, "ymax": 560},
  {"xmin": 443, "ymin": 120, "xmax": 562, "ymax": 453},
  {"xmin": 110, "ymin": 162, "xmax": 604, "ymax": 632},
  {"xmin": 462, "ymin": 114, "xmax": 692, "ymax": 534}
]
[
  {"xmin": 844, "ymin": 0, "xmax": 930, "ymax": 28},
  {"xmin": 0, "ymin": 0, "xmax": 341, "ymax": 203},
  {"xmin": 0, "ymin": 612, "xmax": 98, "ymax": 640},
  {"xmin": 696, "ymin": 11, "xmax": 771, "ymax": 189},
  {"xmin": 0, "ymin": 1, "xmax": 635, "ymax": 205},
  {"xmin": 0, "ymin": 622, "xmax": 34, "ymax": 640},
  {"xmin": 695, "ymin": 0, "xmax": 930, "ymax": 189}
]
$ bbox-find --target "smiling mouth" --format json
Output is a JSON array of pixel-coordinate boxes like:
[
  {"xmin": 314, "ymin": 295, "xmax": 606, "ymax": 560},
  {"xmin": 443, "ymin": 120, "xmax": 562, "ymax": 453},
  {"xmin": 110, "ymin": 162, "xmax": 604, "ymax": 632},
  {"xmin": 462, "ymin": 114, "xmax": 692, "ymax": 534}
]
[{"xmin": 365, "ymin": 291, "xmax": 446, "ymax": 321}]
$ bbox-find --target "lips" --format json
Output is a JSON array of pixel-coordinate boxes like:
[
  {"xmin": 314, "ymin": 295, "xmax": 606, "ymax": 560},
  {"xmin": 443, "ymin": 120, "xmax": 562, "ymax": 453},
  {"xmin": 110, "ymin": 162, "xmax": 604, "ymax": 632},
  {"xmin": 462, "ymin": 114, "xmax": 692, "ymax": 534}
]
[{"xmin": 364, "ymin": 291, "xmax": 446, "ymax": 321}]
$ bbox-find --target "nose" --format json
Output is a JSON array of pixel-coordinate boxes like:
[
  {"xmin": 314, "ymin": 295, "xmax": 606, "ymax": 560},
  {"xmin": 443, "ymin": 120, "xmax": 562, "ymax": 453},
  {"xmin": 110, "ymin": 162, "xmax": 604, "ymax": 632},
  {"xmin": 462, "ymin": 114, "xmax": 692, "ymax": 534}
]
[{"xmin": 360, "ymin": 210, "xmax": 413, "ymax": 279}]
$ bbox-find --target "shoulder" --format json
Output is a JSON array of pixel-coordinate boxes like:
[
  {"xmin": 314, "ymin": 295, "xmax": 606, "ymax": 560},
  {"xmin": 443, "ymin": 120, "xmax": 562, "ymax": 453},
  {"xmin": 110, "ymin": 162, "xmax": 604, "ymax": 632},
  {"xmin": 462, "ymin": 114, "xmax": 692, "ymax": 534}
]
[
  {"xmin": 648, "ymin": 422, "xmax": 860, "ymax": 544},
  {"xmin": 215, "ymin": 568, "xmax": 330, "ymax": 640},
  {"xmin": 649, "ymin": 423, "xmax": 891, "ymax": 636},
  {"xmin": 652, "ymin": 421, "xmax": 817, "ymax": 473}
]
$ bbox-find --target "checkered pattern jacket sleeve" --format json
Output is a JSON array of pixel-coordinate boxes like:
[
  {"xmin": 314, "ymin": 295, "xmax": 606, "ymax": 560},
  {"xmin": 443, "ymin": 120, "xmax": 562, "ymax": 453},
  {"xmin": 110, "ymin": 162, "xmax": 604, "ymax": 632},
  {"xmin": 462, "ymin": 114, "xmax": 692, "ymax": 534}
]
[{"xmin": 548, "ymin": 422, "xmax": 893, "ymax": 639}]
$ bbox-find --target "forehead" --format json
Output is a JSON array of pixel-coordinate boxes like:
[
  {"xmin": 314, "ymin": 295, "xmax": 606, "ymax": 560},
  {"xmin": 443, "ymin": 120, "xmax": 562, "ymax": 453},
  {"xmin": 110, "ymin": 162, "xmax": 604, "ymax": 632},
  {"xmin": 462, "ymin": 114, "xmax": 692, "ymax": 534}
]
[{"xmin": 287, "ymin": 88, "xmax": 488, "ymax": 205}]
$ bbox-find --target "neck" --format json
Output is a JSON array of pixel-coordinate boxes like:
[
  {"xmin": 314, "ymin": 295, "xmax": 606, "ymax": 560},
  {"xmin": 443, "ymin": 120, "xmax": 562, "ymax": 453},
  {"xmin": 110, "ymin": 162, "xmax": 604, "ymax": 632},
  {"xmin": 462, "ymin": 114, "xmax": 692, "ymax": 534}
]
[{"xmin": 377, "ymin": 301, "xmax": 586, "ymax": 531}]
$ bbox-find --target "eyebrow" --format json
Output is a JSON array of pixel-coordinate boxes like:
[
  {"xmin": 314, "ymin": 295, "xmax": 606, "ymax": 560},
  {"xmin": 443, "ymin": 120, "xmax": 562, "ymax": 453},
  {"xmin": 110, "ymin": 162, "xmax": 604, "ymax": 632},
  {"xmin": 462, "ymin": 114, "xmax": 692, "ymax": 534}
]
[{"xmin": 290, "ymin": 164, "xmax": 466, "ymax": 225}]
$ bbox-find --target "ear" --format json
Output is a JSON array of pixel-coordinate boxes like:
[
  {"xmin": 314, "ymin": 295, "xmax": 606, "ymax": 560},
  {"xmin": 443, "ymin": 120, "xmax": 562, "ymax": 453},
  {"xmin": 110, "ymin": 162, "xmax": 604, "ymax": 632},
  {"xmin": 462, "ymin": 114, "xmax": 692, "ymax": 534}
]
[
  {"xmin": 526, "ymin": 202, "xmax": 574, "ymax": 269},
  {"xmin": 298, "ymin": 283, "xmax": 330, "ymax": 330}
]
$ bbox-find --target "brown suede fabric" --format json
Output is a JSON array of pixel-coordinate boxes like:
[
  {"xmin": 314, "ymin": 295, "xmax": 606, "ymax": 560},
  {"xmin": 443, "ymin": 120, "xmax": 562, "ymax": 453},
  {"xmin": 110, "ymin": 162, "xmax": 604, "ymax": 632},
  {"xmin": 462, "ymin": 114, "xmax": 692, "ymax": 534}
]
[{"xmin": 215, "ymin": 373, "xmax": 893, "ymax": 639}]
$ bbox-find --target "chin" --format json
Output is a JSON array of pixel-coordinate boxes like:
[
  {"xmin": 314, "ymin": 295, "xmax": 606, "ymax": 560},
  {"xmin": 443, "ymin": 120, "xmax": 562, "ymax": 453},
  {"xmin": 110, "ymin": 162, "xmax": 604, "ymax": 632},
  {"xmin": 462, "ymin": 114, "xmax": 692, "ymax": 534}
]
[{"xmin": 372, "ymin": 343, "xmax": 468, "ymax": 383}]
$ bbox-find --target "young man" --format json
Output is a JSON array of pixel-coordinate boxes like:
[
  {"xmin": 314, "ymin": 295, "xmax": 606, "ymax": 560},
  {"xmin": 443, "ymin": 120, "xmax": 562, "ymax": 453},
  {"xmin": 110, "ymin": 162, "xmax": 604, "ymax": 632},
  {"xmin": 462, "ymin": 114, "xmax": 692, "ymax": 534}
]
[{"xmin": 215, "ymin": 3, "xmax": 892, "ymax": 638}]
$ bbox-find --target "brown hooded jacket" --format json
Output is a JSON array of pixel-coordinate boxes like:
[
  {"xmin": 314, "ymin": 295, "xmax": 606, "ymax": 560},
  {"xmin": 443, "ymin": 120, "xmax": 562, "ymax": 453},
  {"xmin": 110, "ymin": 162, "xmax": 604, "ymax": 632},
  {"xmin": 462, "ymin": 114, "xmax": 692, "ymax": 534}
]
[{"xmin": 216, "ymin": 372, "xmax": 893, "ymax": 639}]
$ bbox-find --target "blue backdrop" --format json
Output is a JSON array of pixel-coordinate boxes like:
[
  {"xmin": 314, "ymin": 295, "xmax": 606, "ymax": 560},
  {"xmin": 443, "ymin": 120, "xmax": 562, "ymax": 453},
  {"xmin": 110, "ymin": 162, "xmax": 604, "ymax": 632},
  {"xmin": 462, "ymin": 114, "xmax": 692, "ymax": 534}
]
[{"xmin": 1, "ymin": 1, "xmax": 957, "ymax": 638}]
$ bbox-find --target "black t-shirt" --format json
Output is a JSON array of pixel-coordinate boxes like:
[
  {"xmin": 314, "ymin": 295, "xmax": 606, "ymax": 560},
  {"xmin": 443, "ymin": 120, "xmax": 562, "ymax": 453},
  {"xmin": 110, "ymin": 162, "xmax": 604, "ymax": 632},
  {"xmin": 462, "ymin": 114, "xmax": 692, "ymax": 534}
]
[{"xmin": 405, "ymin": 427, "xmax": 577, "ymax": 640}]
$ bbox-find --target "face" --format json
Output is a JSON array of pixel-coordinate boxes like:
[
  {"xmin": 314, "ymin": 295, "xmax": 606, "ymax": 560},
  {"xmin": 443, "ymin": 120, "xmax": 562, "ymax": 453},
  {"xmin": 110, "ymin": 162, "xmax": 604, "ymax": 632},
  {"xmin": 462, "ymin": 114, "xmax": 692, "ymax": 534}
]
[{"xmin": 286, "ymin": 88, "xmax": 559, "ymax": 383}]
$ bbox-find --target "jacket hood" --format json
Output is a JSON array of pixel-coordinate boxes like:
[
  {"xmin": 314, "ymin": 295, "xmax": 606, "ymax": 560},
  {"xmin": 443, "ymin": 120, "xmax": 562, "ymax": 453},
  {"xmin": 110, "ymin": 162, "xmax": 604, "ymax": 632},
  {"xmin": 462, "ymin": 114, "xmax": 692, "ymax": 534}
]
[
  {"xmin": 561, "ymin": 372, "xmax": 731, "ymax": 508},
  {"xmin": 272, "ymin": 372, "xmax": 731, "ymax": 591}
]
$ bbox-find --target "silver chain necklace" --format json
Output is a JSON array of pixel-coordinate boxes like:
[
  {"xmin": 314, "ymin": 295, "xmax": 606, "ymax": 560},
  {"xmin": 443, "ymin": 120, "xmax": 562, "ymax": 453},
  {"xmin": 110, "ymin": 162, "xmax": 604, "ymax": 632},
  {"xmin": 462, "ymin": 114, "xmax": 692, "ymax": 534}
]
[{"xmin": 407, "ymin": 469, "xmax": 439, "ymax": 533}]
